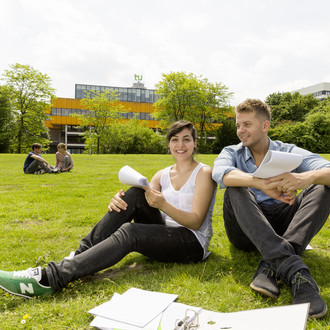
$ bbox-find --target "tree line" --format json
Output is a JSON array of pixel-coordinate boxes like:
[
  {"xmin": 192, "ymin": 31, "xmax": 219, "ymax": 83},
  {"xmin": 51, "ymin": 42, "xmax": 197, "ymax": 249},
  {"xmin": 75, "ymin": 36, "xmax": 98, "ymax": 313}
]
[{"xmin": 0, "ymin": 63, "xmax": 329, "ymax": 154}]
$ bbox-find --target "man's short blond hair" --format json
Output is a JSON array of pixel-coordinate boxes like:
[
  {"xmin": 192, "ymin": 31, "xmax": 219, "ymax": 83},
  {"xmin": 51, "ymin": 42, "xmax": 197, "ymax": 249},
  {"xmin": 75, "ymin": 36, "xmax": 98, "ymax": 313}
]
[{"xmin": 236, "ymin": 99, "xmax": 271, "ymax": 121}]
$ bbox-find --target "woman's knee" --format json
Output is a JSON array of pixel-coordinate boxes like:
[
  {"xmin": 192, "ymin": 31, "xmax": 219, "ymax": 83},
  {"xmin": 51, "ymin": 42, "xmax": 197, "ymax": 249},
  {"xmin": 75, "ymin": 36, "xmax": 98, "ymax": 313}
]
[{"xmin": 124, "ymin": 187, "xmax": 145, "ymax": 201}]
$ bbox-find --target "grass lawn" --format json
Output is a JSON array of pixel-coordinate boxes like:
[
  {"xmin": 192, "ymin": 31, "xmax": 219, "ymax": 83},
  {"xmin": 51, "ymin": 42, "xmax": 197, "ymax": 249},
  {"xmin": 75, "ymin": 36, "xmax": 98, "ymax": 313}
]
[{"xmin": 0, "ymin": 153, "xmax": 329, "ymax": 329}]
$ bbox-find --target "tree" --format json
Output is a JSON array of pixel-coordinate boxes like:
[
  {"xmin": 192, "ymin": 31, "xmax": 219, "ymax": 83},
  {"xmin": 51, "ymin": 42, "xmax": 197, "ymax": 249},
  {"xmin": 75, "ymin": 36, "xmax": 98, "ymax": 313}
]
[
  {"xmin": 154, "ymin": 72, "xmax": 233, "ymax": 143},
  {"xmin": 212, "ymin": 115, "xmax": 239, "ymax": 153},
  {"xmin": 0, "ymin": 85, "xmax": 14, "ymax": 152},
  {"xmin": 91, "ymin": 118, "xmax": 167, "ymax": 154},
  {"xmin": 1, "ymin": 63, "xmax": 55, "ymax": 153},
  {"xmin": 74, "ymin": 89, "xmax": 126, "ymax": 154},
  {"xmin": 268, "ymin": 111, "xmax": 330, "ymax": 153},
  {"xmin": 265, "ymin": 92, "xmax": 318, "ymax": 126}
]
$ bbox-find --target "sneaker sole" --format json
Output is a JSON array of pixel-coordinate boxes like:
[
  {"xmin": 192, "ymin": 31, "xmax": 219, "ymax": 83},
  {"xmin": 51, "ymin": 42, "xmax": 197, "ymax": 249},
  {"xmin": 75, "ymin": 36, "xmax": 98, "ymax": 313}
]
[
  {"xmin": 250, "ymin": 282, "xmax": 279, "ymax": 299},
  {"xmin": 0, "ymin": 284, "xmax": 32, "ymax": 299},
  {"xmin": 308, "ymin": 304, "xmax": 328, "ymax": 319}
]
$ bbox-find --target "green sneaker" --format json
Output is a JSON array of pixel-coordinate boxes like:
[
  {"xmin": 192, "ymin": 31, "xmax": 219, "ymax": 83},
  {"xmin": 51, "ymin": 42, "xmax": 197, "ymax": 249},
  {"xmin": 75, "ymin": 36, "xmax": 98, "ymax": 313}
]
[{"xmin": 0, "ymin": 267, "xmax": 54, "ymax": 298}]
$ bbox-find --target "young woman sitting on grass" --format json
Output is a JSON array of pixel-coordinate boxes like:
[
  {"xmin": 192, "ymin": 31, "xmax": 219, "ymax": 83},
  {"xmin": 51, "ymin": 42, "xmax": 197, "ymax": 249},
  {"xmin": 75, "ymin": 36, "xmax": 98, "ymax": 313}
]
[
  {"xmin": 0, "ymin": 120, "xmax": 216, "ymax": 298},
  {"xmin": 55, "ymin": 142, "xmax": 74, "ymax": 172}
]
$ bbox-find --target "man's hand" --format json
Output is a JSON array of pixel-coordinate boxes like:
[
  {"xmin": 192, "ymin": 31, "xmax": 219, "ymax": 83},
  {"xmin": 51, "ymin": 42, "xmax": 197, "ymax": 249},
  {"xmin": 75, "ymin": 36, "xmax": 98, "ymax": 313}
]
[
  {"xmin": 258, "ymin": 179, "xmax": 297, "ymax": 205},
  {"xmin": 265, "ymin": 172, "xmax": 311, "ymax": 192},
  {"xmin": 108, "ymin": 189, "xmax": 127, "ymax": 212}
]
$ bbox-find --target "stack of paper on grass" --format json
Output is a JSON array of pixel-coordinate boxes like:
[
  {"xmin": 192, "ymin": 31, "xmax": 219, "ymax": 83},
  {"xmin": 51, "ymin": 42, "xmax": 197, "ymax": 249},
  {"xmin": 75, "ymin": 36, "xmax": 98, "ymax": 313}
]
[
  {"xmin": 89, "ymin": 287, "xmax": 309, "ymax": 330},
  {"xmin": 89, "ymin": 287, "xmax": 177, "ymax": 329}
]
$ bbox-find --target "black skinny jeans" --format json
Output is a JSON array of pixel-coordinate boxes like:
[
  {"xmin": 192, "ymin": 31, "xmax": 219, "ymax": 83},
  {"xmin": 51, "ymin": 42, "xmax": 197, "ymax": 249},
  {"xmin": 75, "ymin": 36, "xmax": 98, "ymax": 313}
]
[
  {"xmin": 46, "ymin": 188, "xmax": 204, "ymax": 291},
  {"xmin": 223, "ymin": 184, "xmax": 330, "ymax": 284}
]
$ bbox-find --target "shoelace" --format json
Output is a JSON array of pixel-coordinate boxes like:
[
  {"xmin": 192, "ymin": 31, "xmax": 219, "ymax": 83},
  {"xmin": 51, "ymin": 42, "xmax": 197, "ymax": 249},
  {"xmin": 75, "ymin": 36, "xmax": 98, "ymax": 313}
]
[
  {"xmin": 262, "ymin": 265, "xmax": 275, "ymax": 278},
  {"xmin": 291, "ymin": 272, "xmax": 315, "ymax": 294},
  {"xmin": 13, "ymin": 269, "xmax": 32, "ymax": 279}
]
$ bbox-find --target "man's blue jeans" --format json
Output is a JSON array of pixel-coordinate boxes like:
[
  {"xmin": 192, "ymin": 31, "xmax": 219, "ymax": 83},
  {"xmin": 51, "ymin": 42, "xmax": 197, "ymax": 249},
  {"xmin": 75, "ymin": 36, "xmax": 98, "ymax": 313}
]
[
  {"xmin": 223, "ymin": 185, "xmax": 330, "ymax": 284},
  {"xmin": 45, "ymin": 188, "xmax": 203, "ymax": 291}
]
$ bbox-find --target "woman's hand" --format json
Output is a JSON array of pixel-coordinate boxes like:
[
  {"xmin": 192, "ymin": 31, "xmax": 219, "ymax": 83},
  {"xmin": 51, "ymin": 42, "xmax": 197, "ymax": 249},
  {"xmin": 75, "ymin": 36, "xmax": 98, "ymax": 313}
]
[
  {"xmin": 108, "ymin": 189, "xmax": 128, "ymax": 212},
  {"xmin": 143, "ymin": 187, "xmax": 167, "ymax": 209}
]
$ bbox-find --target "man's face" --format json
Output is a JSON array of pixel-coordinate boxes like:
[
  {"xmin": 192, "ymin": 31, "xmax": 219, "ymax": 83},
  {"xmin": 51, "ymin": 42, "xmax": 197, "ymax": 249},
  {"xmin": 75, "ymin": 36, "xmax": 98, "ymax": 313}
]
[
  {"xmin": 34, "ymin": 147, "xmax": 42, "ymax": 155},
  {"xmin": 235, "ymin": 111, "xmax": 268, "ymax": 149}
]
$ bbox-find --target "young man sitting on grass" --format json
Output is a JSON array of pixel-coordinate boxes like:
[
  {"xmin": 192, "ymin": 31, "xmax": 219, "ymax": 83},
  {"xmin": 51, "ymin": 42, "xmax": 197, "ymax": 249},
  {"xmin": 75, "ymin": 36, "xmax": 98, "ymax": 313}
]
[
  {"xmin": 212, "ymin": 99, "xmax": 330, "ymax": 319},
  {"xmin": 23, "ymin": 143, "xmax": 59, "ymax": 174}
]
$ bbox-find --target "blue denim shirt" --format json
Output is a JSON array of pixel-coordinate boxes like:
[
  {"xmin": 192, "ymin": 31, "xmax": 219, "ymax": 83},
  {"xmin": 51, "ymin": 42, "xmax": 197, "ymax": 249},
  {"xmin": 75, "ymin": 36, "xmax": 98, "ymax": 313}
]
[{"xmin": 212, "ymin": 138, "xmax": 330, "ymax": 204}]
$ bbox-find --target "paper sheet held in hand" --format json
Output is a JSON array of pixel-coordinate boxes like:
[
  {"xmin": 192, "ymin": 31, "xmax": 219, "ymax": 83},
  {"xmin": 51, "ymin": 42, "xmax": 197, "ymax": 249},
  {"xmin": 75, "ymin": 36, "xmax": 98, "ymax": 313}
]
[
  {"xmin": 252, "ymin": 150, "xmax": 303, "ymax": 179},
  {"xmin": 118, "ymin": 165, "xmax": 150, "ymax": 188}
]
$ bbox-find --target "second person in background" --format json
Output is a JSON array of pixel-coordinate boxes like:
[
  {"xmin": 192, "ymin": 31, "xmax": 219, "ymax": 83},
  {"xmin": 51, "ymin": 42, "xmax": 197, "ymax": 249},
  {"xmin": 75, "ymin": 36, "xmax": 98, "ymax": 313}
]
[{"xmin": 55, "ymin": 143, "xmax": 74, "ymax": 172}]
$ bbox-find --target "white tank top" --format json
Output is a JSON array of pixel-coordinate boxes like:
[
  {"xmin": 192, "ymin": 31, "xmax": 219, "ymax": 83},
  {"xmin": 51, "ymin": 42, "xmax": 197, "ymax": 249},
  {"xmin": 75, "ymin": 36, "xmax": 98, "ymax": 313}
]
[{"xmin": 160, "ymin": 162, "xmax": 216, "ymax": 258}]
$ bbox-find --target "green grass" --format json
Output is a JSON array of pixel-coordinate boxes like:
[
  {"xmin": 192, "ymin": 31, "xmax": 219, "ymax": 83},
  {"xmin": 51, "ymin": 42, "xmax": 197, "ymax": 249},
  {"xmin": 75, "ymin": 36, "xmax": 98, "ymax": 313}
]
[{"xmin": 0, "ymin": 153, "xmax": 329, "ymax": 329}]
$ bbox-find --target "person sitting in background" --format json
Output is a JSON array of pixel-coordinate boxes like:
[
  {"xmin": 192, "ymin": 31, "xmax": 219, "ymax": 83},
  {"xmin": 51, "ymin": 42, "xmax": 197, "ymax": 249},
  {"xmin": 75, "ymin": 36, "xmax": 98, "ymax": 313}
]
[
  {"xmin": 0, "ymin": 120, "xmax": 216, "ymax": 298},
  {"xmin": 23, "ymin": 143, "xmax": 58, "ymax": 174},
  {"xmin": 55, "ymin": 143, "xmax": 74, "ymax": 172}
]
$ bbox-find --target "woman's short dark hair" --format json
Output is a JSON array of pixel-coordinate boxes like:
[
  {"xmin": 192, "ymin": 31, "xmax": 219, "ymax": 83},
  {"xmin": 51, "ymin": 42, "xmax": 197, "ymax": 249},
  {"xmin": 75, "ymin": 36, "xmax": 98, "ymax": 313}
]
[{"xmin": 166, "ymin": 120, "xmax": 197, "ymax": 142}]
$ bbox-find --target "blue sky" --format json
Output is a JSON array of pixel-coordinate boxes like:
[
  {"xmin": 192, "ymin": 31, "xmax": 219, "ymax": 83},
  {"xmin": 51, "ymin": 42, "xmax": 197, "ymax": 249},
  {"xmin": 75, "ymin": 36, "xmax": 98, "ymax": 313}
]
[{"xmin": 1, "ymin": 0, "xmax": 330, "ymax": 104}]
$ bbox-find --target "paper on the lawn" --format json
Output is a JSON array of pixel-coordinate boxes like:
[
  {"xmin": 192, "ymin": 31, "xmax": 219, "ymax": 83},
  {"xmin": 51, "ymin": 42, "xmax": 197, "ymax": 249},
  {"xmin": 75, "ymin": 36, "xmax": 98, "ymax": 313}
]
[
  {"xmin": 90, "ymin": 301, "xmax": 309, "ymax": 330},
  {"xmin": 88, "ymin": 287, "xmax": 177, "ymax": 328},
  {"xmin": 90, "ymin": 302, "xmax": 201, "ymax": 330},
  {"xmin": 118, "ymin": 165, "xmax": 150, "ymax": 188},
  {"xmin": 90, "ymin": 313, "xmax": 162, "ymax": 330},
  {"xmin": 198, "ymin": 303, "xmax": 309, "ymax": 330},
  {"xmin": 89, "ymin": 287, "xmax": 309, "ymax": 330},
  {"xmin": 252, "ymin": 150, "xmax": 303, "ymax": 179}
]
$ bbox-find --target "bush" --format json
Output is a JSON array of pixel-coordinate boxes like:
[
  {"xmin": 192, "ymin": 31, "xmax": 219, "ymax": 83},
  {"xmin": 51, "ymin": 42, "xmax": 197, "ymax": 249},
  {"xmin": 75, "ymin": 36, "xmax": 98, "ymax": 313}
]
[
  {"xmin": 86, "ymin": 120, "xmax": 167, "ymax": 154},
  {"xmin": 269, "ymin": 111, "xmax": 330, "ymax": 153},
  {"xmin": 211, "ymin": 118, "xmax": 239, "ymax": 154}
]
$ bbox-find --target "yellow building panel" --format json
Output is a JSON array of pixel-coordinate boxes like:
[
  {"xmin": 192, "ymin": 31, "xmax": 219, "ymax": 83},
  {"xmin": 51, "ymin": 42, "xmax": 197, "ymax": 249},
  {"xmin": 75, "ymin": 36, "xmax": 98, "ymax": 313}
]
[
  {"xmin": 52, "ymin": 98, "xmax": 155, "ymax": 113},
  {"xmin": 52, "ymin": 98, "xmax": 82, "ymax": 109},
  {"xmin": 50, "ymin": 116, "xmax": 81, "ymax": 125},
  {"xmin": 120, "ymin": 101, "xmax": 155, "ymax": 113}
]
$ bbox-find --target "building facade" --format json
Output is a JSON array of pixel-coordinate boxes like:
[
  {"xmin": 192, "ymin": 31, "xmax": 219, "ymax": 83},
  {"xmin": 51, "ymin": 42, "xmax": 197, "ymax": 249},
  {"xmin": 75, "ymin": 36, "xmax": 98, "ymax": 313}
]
[
  {"xmin": 293, "ymin": 82, "xmax": 330, "ymax": 101},
  {"xmin": 46, "ymin": 83, "xmax": 161, "ymax": 153}
]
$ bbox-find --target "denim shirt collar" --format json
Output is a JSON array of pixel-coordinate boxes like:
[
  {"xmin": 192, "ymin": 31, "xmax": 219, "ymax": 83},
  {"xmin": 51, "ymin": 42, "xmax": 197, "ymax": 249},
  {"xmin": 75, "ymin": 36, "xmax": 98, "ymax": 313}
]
[{"xmin": 243, "ymin": 137, "xmax": 274, "ymax": 162}]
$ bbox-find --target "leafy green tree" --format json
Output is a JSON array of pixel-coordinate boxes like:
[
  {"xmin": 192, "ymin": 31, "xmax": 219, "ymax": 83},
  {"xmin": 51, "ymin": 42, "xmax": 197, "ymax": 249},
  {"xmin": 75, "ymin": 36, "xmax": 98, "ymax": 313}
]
[
  {"xmin": 265, "ymin": 92, "xmax": 318, "ymax": 126},
  {"xmin": 74, "ymin": 89, "xmax": 126, "ymax": 154},
  {"xmin": 212, "ymin": 115, "xmax": 239, "ymax": 153},
  {"xmin": 1, "ymin": 63, "xmax": 55, "ymax": 153},
  {"xmin": 310, "ymin": 96, "xmax": 330, "ymax": 115},
  {"xmin": 89, "ymin": 118, "xmax": 167, "ymax": 154},
  {"xmin": 0, "ymin": 85, "xmax": 14, "ymax": 152},
  {"xmin": 268, "ymin": 111, "xmax": 330, "ymax": 153},
  {"xmin": 154, "ymin": 71, "xmax": 233, "ymax": 144}
]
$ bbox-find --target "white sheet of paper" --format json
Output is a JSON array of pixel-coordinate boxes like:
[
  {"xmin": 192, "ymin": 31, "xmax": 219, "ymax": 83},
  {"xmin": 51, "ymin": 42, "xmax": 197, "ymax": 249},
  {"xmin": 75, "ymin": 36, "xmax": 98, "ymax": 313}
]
[
  {"xmin": 118, "ymin": 165, "xmax": 150, "ymax": 188},
  {"xmin": 198, "ymin": 303, "xmax": 309, "ymax": 330},
  {"xmin": 90, "ymin": 313, "xmax": 162, "ymax": 330},
  {"xmin": 90, "ymin": 302, "xmax": 201, "ymax": 330},
  {"xmin": 252, "ymin": 150, "xmax": 303, "ymax": 179},
  {"xmin": 88, "ymin": 287, "xmax": 177, "ymax": 328}
]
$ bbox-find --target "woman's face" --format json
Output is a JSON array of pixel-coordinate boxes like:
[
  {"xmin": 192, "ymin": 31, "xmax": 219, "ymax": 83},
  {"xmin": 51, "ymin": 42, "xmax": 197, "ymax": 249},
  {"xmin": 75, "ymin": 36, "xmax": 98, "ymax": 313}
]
[
  {"xmin": 58, "ymin": 147, "xmax": 66, "ymax": 154},
  {"xmin": 168, "ymin": 128, "xmax": 197, "ymax": 160}
]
